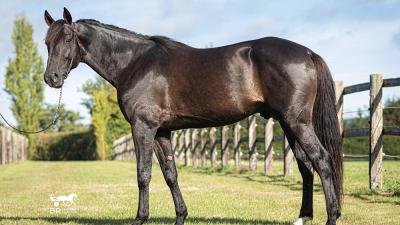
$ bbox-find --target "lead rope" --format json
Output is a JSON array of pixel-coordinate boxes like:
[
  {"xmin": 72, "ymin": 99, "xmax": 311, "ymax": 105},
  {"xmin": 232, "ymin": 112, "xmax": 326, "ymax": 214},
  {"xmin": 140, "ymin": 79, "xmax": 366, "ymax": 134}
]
[{"xmin": 0, "ymin": 86, "xmax": 63, "ymax": 134}]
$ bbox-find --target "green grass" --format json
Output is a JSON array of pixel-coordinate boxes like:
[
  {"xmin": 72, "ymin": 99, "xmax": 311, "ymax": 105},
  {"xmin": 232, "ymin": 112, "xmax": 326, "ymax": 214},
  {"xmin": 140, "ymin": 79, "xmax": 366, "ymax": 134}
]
[{"xmin": 0, "ymin": 160, "xmax": 399, "ymax": 225}]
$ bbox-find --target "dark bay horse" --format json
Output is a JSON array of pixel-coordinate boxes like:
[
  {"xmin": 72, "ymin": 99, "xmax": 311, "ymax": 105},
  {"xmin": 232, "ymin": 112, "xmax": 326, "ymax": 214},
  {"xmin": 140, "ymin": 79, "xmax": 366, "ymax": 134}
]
[{"xmin": 43, "ymin": 8, "xmax": 343, "ymax": 225}]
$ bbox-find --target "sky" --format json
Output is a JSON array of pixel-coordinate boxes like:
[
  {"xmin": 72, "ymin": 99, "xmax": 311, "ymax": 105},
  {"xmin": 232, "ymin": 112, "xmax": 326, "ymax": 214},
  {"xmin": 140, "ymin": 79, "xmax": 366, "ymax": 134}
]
[{"xmin": 0, "ymin": 0, "xmax": 400, "ymax": 125}]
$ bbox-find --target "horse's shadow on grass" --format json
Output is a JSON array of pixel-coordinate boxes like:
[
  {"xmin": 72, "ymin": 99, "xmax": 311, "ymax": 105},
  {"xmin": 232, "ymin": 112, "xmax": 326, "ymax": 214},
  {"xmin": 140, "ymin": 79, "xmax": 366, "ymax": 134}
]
[
  {"xmin": 0, "ymin": 216, "xmax": 291, "ymax": 225},
  {"xmin": 186, "ymin": 166, "xmax": 324, "ymax": 193}
]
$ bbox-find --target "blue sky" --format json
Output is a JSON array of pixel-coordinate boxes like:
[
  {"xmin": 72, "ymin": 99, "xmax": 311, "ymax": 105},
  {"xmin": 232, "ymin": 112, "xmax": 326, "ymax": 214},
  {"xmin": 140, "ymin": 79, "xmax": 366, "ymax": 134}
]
[{"xmin": 0, "ymin": 0, "xmax": 400, "ymax": 124}]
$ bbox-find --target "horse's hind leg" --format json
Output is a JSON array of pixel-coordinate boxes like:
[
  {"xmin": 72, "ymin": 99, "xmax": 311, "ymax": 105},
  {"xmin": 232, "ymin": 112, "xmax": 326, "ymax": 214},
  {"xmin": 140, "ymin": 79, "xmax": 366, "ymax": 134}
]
[
  {"xmin": 153, "ymin": 130, "xmax": 188, "ymax": 225},
  {"xmin": 285, "ymin": 135, "xmax": 314, "ymax": 225},
  {"xmin": 282, "ymin": 117, "xmax": 340, "ymax": 225}
]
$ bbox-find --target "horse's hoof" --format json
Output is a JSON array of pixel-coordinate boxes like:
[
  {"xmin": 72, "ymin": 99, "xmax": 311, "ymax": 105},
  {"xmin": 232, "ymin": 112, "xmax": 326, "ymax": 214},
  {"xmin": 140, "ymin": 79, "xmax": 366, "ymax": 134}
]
[
  {"xmin": 325, "ymin": 219, "xmax": 337, "ymax": 225},
  {"xmin": 293, "ymin": 217, "xmax": 312, "ymax": 225},
  {"xmin": 175, "ymin": 215, "xmax": 187, "ymax": 225},
  {"xmin": 175, "ymin": 219, "xmax": 185, "ymax": 225},
  {"xmin": 132, "ymin": 218, "xmax": 146, "ymax": 225}
]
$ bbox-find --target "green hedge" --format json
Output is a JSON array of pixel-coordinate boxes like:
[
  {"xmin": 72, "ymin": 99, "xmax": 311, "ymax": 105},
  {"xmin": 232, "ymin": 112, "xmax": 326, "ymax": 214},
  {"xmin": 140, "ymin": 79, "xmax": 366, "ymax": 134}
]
[
  {"xmin": 343, "ymin": 136, "xmax": 400, "ymax": 156},
  {"xmin": 34, "ymin": 130, "xmax": 96, "ymax": 160}
]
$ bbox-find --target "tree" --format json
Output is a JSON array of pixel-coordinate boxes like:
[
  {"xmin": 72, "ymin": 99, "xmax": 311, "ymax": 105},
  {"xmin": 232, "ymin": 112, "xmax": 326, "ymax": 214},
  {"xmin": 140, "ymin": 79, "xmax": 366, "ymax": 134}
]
[
  {"xmin": 82, "ymin": 78, "xmax": 129, "ymax": 160},
  {"xmin": 384, "ymin": 97, "xmax": 400, "ymax": 127},
  {"xmin": 39, "ymin": 103, "xmax": 84, "ymax": 132},
  {"xmin": 4, "ymin": 16, "xmax": 44, "ymax": 158}
]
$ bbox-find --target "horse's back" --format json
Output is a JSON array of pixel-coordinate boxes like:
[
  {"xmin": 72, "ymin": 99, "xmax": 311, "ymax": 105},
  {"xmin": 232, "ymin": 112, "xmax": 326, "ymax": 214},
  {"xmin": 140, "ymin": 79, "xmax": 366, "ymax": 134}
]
[{"xmin": 157, "ymin": 37, "xmax": 319, "ymax": 129}]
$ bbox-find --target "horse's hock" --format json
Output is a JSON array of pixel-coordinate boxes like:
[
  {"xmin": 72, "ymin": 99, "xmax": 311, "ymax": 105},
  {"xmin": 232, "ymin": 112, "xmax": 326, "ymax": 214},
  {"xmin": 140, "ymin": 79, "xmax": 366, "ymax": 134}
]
[{"xmin": 0, "ymin": 127, "xmax": 28, "ymax": 164}]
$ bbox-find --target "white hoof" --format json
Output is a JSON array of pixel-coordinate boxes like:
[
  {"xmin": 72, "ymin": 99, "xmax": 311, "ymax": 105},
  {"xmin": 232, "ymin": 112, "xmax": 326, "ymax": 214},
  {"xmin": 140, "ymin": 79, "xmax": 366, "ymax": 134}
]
[{"xmin": 293, "ymin": 217, "xmax": 312, "ymax": 225}]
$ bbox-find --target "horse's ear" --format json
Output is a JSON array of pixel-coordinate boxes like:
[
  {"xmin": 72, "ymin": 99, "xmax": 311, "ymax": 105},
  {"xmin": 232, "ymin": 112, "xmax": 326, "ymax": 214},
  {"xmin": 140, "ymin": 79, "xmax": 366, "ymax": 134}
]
[
  {"xmin": 44, "ymin": 10, "xmax": 54, "ymax": 26},
  {"xmin": 63, "ymin": 7, "xmax": 72, "ymax": 24}
]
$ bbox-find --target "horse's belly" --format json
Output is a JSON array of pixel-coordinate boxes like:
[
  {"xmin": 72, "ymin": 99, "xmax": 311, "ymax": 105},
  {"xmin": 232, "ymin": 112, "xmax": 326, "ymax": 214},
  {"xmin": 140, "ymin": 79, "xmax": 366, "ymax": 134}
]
[{"xmin": 164, "ymin": 98, "xmax": 262, "ymax": 130}]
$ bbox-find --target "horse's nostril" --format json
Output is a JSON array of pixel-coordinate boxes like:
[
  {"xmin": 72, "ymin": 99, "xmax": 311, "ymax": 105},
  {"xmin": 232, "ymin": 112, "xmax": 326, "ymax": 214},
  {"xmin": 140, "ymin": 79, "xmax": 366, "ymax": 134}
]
[{"xmin": 54, "ymin": 73, "xmax": 59, "ymax": 78}]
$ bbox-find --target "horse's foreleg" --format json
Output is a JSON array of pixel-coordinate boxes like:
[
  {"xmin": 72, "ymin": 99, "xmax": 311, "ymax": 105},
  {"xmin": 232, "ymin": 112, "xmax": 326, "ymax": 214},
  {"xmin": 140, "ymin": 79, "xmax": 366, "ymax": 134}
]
[
  {"xmin": 131, "ymin": 119, "xmax": 157, "ymax": 225},
  {"xmin": 153, "ymin": 130, "xmax": 188, "ymax": 225}
]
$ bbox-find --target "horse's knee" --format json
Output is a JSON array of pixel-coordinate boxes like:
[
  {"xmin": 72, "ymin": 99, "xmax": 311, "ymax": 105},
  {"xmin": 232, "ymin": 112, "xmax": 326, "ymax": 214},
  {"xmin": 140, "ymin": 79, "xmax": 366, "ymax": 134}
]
[{"xmin": 137, "ymin": 171, "xmax": 151, "ymax": 188}]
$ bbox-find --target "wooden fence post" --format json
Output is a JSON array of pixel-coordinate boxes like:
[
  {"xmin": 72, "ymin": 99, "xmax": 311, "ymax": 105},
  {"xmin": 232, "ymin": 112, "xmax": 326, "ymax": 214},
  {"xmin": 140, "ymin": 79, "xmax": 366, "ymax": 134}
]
[
  {"xmin": 191, "ymin": 129, "xmax": 199, "ymax": 168},
  {"xmin": 172, "ymin": 131, "xmax": 178, "ymax": 152},
  {"xmin": 178, "ymin": 130, "xmax": 185, "ymax": 165},
  {"xmin": 249, "ymin": 115, "xmax": 258, "ymax": 170},
  {"xmin": 24, "ymin": 137, "xmax": 28, "ymax": 160},
  {"xmin": 284, "ymin": 136, "xmax": 294, "ymax": 176},
  {"xmin": 184, "ymin": 129, "xmax": 191, "ymax": 166},
  {"xmin": 0, "ymin": 128, "xmax": 27, "ymax": 164},
  {"xmin": 221, "ymin": 125, "xmax": 229, "ymax": 167},
  {"xmin": 200, "ymin": 128, "xmax": 207, "ymax": 168},
  {"xmin": 264, "ymin": 118, "xmax": 274, "ymax": 174},
  {"xmin": 335, "ymin": 81, "xmax": 344, "ymax": 136},
  {"xmin": 370, "ymin": 74, "xmax": 383, "ymax": 190},
  {"xmin": 210, "ymin": 127, "xmax": 217, "ymax": 168},
  {"xmin": 0, "ymin": 128, "xmax": 4, "ymax": 164},
  {"xmin": 6, "ymin": 129, "xmax": 11, "ymax": 164},
  {"xmin": 234, "ymin": 122, "xmax": 241, "ymax": 168}
]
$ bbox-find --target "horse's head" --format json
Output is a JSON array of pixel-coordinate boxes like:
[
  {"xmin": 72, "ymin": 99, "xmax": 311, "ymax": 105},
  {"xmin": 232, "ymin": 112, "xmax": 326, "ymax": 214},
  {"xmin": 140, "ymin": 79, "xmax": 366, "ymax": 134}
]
[{"xmin": 43, "ymin": 8, "xmax": 82, "ymax": 88}]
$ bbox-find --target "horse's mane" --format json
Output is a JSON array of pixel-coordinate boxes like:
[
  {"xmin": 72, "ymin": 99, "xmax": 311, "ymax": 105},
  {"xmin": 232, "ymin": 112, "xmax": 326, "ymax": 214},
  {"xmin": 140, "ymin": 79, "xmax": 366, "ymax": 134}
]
[{"xmin": 76, "ymin": 19, "xmax": 188, "ymax": 50}]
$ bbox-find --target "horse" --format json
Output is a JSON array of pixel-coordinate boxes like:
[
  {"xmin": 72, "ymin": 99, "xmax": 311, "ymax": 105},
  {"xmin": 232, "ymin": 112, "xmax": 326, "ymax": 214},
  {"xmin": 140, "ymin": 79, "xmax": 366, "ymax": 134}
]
[
  {"xmin": 50, "ymin": 193, "xmax": 78, "ymax": 207},
  {"xmin": 43, "ymin": 8, "xmax": 343, "ymax": 225}
]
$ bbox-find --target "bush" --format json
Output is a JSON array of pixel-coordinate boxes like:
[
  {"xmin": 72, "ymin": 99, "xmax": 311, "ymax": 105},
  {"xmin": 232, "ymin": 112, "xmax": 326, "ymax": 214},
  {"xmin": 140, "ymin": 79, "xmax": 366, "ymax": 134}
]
[{"xmin": 34, "ymin": 130, "xmax": 96, "ymax": 160}]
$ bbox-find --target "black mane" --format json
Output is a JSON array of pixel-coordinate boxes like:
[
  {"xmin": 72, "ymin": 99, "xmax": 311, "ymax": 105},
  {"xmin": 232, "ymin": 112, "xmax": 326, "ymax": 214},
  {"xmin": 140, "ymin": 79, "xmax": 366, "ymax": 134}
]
[{"xmin": 77, "ymin": 19, "xmax": 187, "ymax": 49}]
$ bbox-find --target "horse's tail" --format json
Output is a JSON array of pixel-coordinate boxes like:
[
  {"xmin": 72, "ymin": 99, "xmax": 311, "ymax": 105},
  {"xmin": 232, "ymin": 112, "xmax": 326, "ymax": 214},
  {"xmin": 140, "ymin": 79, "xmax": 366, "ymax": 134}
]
[{"xmin": 310, "ymin": 52, "xmax": 343, "ymax": 208}]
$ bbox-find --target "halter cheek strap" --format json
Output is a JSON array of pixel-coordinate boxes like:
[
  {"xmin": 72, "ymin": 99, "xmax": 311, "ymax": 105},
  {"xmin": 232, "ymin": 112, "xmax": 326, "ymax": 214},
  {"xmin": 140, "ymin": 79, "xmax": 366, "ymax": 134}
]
[{"xmin": 65, "ymin": 23, "xmax": 86, "ymax": 77}]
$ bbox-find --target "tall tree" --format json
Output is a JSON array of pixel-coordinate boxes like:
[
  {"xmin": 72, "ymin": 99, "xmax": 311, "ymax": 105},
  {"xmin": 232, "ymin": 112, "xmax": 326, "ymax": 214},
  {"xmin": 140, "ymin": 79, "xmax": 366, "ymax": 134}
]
[
  {"xmin": 82, "ymin": 78, "xmax": 130, "ymax": 160},
  {"xmin": 82, "ymin": 78, "xmax": 111, "ymax": 160},
  {"xmin": 4, "ymin": 16, "xmax": 44, "ymax": 158}
]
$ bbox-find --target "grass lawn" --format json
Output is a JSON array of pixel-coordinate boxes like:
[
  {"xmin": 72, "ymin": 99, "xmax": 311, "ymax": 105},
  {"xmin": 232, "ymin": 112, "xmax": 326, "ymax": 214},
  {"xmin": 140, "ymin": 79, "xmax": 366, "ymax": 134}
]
[{"xmin": 0, "ymin": 160, "xmax": 399, "ymax": 225}]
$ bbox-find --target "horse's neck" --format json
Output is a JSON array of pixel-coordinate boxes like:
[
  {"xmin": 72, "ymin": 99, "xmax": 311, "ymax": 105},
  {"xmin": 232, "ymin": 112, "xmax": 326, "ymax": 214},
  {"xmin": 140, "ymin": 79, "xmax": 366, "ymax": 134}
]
[{"xmin": 76, "ymin": 22, "xmax": 154, "ymax": 86}]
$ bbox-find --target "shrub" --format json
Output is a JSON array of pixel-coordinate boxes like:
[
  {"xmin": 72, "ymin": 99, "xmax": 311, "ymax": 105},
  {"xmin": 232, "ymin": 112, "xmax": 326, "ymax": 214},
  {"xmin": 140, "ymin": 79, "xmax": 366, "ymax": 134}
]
[{"xmin": 34, "ymin": 130, "xmax": 96, "ymax": 160}]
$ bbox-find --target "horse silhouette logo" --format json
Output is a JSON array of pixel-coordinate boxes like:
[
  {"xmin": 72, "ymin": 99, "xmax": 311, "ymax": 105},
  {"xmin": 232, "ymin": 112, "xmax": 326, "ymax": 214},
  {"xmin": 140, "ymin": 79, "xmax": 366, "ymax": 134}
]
[{"xmin": 50, "ymin": 193, "xmax": 78, "ymax": 207}]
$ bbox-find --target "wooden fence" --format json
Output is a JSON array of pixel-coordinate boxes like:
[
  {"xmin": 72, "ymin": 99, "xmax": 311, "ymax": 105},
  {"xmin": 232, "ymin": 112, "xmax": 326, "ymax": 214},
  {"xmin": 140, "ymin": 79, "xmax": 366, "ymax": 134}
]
[
  {"xmin": 0, "ymin": 127, "xmax": 28, "ymax": 164},
  {"xmin": 113, "ymin": 74, "xmax": 400, "ymax": 190}
]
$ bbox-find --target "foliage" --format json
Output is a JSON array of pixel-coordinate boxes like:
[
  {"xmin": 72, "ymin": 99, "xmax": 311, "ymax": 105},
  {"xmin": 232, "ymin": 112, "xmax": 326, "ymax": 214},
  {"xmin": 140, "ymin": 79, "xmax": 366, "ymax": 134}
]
[
  {"xmin": 39, "ymin": 103, "xmax": 85, "ymax": 132},
  {"xmin": 81, "ymin": 78, "xmax": 130, "ymax": 160},
  {"xmin": 344, "ymin": 107, "xmax": 369, "ymax": 129},
  {"xmin": 34, "ymin": 130, "xmax": 96, "ymax": 160},
  {"xmin": 384, "ymin": 97, "xmax": 400, "ymax": 127},
  {"xmin": 341, "ymin": 99, "xmax": 400, "ymax": 156},
  {"xmin": 4, "ymin": 16, "xmax": 44, "ymax": 158}
]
